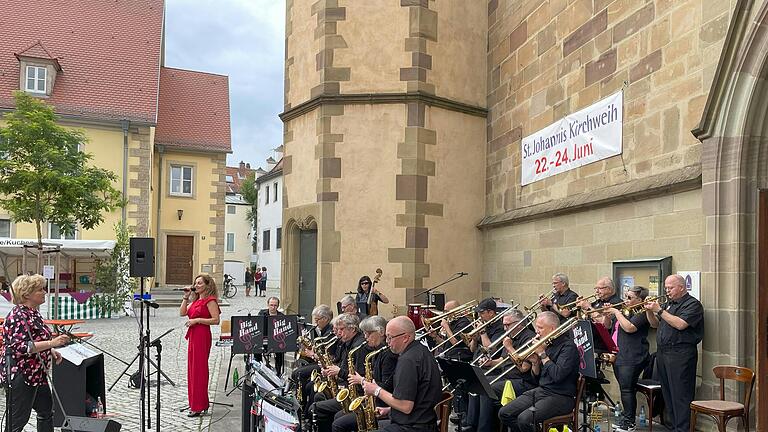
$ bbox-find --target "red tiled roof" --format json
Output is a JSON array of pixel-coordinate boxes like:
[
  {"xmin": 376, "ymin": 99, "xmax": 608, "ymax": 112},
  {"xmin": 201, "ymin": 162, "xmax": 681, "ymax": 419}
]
[
  {"xmin": 155, "ymin": 67, "xmax": 231, "ymax": 153},
  {"xmin": 0, "ymin": 0, "xmax": 164, "ymax": 123},
  {"xmin": 226, "ymin": 165, "xmax": 255, "ymax": 194}
]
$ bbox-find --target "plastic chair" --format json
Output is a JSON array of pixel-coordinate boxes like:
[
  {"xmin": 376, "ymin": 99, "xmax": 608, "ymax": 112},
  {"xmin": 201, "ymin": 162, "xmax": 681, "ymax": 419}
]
[
  {"xmin": 541, "ymin": 376, "xmax": 585, "ymax": 431},
  {"xmin": 690, "ymin": 365, "xmax": 755, "ymax": 432},
  {"xmin": 435, "ymin": 391, "xmax": 454, "ymax": 432}
]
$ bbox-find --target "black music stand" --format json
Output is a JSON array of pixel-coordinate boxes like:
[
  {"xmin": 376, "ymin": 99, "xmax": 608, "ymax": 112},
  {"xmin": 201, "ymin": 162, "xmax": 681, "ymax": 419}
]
[
  {"xmin": 585, "ymin": 321, "xmax": 617, "ymax": 408},
  {"xmin": 438, "ymin": 358, "xmax": 497, "ymax": 432}
]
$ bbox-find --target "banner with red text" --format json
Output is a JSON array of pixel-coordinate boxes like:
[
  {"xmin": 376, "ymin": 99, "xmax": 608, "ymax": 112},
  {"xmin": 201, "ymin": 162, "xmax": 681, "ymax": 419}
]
[{"xmin": 521, "ymin": 91, "xmax": 623, "ymax": 186}]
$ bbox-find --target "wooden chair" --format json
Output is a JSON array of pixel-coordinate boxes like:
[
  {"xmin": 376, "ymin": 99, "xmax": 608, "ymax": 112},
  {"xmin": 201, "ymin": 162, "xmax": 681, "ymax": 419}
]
[
  {"xmin": 635, "ymin": 352, "xmax": 665, "ymax": 431},
  {"xmin": 541, "ymin": 376, "xmax": 586, "ymax": 431},
  {"xmin": 690, "ymin": 365, "xmax": 755, "ymax": 432},
  {"xmin": 435, "ymin": 391, "xmax": 454, "ymax": 432}
]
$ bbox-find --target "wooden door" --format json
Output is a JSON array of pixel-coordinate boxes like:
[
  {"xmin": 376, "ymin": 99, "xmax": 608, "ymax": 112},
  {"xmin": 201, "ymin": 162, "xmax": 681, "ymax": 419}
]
[
  {"xmin": 166, "ymin": 235, "xmax": 194, "ymax": 285},
  {"xmin": 298, "ymin": 230, "xmax": 317, "ymax": 318}
]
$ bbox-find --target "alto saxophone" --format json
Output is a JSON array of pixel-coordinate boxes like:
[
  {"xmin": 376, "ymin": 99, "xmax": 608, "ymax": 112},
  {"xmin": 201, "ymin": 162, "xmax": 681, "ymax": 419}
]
[
  {"xmin": 336, "ymin": 343, "xmax": 366, "ymax": 412},
  {"xmin": 350, "ymin": 345, "xmax": 389, "ymax": 432},
  {"xmin": 313, "ymin": 336, "xmax": 338, "ymax": 398}
]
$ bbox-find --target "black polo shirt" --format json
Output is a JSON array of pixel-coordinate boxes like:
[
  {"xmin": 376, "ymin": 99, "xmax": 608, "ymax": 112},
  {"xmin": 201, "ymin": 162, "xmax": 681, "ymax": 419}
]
[
  {"xmin": 315, "ymin": 324, "xmax": 333, "ymax": 339},
  {"xmin": 442, "ymin": 315, "xmax": 473, "ymax": 362},
  {"xmin": 657, "ymin": 293, "xmax": 704, "ymax": 348},
  {"xmin": 591, "ymin": 292, "xmax": 623, "ymax": 335},
  {"xmin": 390, "ymin": 340, "xmax": 442, "ymax": 426},
  {"xmin": 501, "ymin": 326, "xmax": 538, "ymax": 388},
  {"xmin": 473, "ymin": 317, "xmax": 504, "ymax": 360},
  {"xmin": 355, "ymin": 344, "xmax": 398, "ymax": 406},
  {"xmin": 615, "ymin": 312, "xmax": 649, "ymax": 366},
  {"xmin": 539, "ymin": 332, "xmax": 580, "ymax": 397},
  {"xmin": 549, "ymin": 289, "xmax": 579, "ymax": 322},
  {"xmin": 337, "ymin": 332, "xmax": 366, "ymax": 380}
]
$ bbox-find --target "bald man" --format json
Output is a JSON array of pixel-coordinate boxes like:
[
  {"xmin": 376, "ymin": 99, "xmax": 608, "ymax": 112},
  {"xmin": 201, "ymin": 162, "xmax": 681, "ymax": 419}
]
[
  {"xmin": 645, "ymin": 275, "xmax": 703, "ymax": 432},
  {"xmin": 498, "ymin": 312, "xmax": 579, "ymax": 432},
  {"xmin": 362, "ymin": 316, "xmax": 442, "ymax": 432},
  {"xmin": 428, "ymin": 300, "xmax": 473, "ymax": 362}
]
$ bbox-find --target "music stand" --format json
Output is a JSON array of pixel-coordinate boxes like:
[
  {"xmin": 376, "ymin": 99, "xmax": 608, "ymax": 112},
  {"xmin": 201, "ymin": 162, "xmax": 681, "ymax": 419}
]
[
  {"xmin": 586, "ymin": 322, "xmax": 617, "ymax": 408},
  {"xmin": 438, "ymin": 358, "xmax": 497, "ymax": 432}
]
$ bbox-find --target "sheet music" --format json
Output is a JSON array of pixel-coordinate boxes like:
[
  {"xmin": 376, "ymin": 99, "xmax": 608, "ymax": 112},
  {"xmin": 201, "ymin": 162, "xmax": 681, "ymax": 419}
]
[{"xmin": 58, "ymin": 343, "xmax": 98, "ymax": 366}]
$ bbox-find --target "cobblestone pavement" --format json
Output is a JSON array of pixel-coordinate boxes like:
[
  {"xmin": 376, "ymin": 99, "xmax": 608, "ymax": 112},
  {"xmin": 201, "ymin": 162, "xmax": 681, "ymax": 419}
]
[{"xmin": 0, "ymin": 287, "xmax": 280, "ymax": 432}]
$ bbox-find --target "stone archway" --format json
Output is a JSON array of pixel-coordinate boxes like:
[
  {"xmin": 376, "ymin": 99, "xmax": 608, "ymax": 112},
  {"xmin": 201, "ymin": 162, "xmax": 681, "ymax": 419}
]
[{"xmin": 693, "ymin": 0, "xmax": 768, "ymax": 427}]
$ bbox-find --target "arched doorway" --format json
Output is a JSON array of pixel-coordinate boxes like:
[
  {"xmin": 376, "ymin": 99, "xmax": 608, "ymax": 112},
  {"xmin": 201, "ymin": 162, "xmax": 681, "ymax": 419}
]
[
  {"xmin": 281, "ymin": 216, "xmax": 318, "ymax": 316},
  {"xmin": 693, "ymin": 1, "xmax": 768, "ymax": 427}
]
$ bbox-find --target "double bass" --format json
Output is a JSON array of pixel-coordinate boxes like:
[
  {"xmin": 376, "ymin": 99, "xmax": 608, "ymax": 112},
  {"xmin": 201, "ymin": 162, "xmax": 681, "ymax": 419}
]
[{"xmin": 367, "ymin": 268, "xmax": 383, "ymax": 316}]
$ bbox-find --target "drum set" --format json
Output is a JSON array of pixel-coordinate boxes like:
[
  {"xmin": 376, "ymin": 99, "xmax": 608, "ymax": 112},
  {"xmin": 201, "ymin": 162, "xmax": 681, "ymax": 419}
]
[{"xmin": 407, "ymin": 303, "xmax": 436, "ymax": 330}]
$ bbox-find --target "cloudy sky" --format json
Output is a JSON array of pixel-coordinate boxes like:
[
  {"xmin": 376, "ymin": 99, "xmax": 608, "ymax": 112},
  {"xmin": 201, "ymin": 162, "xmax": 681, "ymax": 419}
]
[{"xmin": 164, "ymin": 0, "xmax": 285, "ymax": 170}]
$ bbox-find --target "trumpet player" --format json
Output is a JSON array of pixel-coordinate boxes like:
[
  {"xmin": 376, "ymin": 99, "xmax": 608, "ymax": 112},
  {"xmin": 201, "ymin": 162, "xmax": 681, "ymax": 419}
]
[
  {"xmin": 498, "ymin": 312, "xmax": 579, "ymax": 432},
  {"xmin": 577, "ymin": 277, "xmax": 622, "ymax": 333},
  {"xmin": 644, "ymin": 274, "xmax": 703, "ymax": 432},
  {"xmin": 332, "ymin": 315, "xmax": 397, "ymax": 432},
  {"xmin": 539, "ymin": 273, "xmax": 579, "ymax": 322},
  {"xmin": 603, "ymin": 286, "xmax": 651, "ymax": 432},
  {"xmin": 311, "ymin": 313, "xmax": 366, "ymax": 432}
]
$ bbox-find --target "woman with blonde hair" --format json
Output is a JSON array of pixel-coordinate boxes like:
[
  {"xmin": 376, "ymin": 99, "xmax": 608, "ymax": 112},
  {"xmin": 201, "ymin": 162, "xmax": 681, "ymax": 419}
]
[
  {"xmin": 1, "ymin": 274, "xmax": 69, "ymax": 432},
  {"xmin": 179, "ymin": 274, "xmax": 220, "ymax": 417}
]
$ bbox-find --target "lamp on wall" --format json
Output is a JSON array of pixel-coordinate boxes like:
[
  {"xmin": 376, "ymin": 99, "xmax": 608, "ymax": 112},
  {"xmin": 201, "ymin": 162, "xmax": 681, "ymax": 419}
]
[{"xmin": 177, "ymin": 209, "xmax": 183, "ymax": 220}]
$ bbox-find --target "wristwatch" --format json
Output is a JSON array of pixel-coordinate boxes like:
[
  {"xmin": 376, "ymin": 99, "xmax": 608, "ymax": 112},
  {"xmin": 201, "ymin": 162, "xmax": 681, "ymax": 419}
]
[
  {"xmin": 539, "ymin": 352, "xmax": 549, "ymax": 360},
  {"xmin": 374, "ymin": 387, "xmax": 383, "ymax": 398}
]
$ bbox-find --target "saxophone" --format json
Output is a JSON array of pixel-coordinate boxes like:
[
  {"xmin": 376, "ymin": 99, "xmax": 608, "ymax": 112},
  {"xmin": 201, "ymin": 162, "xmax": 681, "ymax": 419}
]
[
  {"xmin": 313, "ymin": 336, "xmax": 338, "ymax": 398},
  {"xmin": 336, "ymin": 343, "xmax": 366, "ymax": 412},
  {"xmin": 350, "ymin": 345, "xmax": 389, "ymax": 432}
]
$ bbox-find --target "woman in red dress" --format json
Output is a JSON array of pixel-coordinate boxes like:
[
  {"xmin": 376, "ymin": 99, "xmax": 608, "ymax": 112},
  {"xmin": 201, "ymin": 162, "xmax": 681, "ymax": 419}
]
[{"xmin": 179, "ymin": 274, "xmax": 221, "ymax": 417}]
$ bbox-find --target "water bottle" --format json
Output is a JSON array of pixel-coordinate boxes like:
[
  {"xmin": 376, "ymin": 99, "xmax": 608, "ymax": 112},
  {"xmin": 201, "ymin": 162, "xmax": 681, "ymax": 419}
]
[
  {"xmin": 594, "ymin": 424, "xmax": 601, "ymax": 432},
  {"xmin": 613, "ymin": 403, "xmax": 622, "ymax": 424},
  {"xmin": 96, "ymin": 397, "xmax": 104, "ymax": 419},
  {"xmin": 638, "ymin": 405, "xmax": 647, "ymax": 427},
  {"xmin": 233, "ymin": 367, "xmax": 239, "ymax": 388}
]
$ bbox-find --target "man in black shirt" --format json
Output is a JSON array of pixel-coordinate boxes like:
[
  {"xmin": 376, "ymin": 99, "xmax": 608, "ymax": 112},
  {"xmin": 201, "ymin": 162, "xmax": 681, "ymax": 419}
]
[
  {"xmin": 428, "ymin": 300, "xmax": 473, "ymax": 362},
  {"xmin": 645, "ymin": 275, "xmax": 703, "ymax": 432},
  {"xmin": 605, "ymin": 286, "xmax": 650, "ymax": 432},
  {"xmin": 466, "ymin": 298, "xmax": 506, "ymax": 431},
  {"xmin": 498, "ymin": 311, "xmax": 579, "ymax": 432},
  {"xmin": 292, "ymin": 304, "xmax": 335, "ymax": 417},
  {"xmin": 362, "ymin": 316, "xmax": 442, "ymax": 432},
  {"xmin": 332, "ymin": 315, "xmax": 397, "ymax": 432},
  {"xmin": 256, "ymin": 297, "xmax": 285, "ymax": 376},
  {"xmin": 579, "ymin": 277, "xmax": 623, "ymax": 335},
  {"xmin": 540, "ymin": 273, "xmax": 580, "ymax": 323},
  {"xmin": 312, "ymin": 313, "xmax": 366, "ymax": 432}
]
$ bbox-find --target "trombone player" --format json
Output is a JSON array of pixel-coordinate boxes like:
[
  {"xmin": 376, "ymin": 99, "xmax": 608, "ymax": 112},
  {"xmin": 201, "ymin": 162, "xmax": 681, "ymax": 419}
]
[
  {"xmin": 424, "ymin": 300, "xmax": 473, "ymax": 362},
  {"xmin": 498, "ymin": 312, "xmax": 579, "ymax": 432},
  {"xmin": 539, "ymin": 273, "xmax": 579, "ymax": 323}
]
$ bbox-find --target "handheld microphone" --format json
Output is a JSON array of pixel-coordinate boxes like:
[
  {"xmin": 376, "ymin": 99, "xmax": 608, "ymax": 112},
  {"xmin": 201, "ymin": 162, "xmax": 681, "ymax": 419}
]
[{"xmin": 143, "ymin": 299, "xmax": 160, "ymax": 309}]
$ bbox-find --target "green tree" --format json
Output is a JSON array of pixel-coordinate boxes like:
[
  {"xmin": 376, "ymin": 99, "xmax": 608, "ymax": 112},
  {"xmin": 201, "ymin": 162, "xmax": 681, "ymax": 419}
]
[
  {"xmin": 0, "ymin": 92, "xmax": 123, "ymax": 254},
  {"xmin": 241, "ymin": 173, "xmax": 258, "ymax": 226},
  {"xmin": 93, "ymin": 223, "xmax": 136, "ymax": 315}
]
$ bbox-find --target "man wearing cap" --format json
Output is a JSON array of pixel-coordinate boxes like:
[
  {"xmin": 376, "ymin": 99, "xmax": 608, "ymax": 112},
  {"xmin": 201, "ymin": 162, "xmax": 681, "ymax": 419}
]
[
  {"xmin": 645, "ymin": 275, "xmax": 703, "ymax": 432},
  {"xmin": 465, "ymin": 298, "xmax": 506, "ymax": 431},
  {"xmin": 539, "ymin": 273, "xmax": 579, "ymax": 323}
]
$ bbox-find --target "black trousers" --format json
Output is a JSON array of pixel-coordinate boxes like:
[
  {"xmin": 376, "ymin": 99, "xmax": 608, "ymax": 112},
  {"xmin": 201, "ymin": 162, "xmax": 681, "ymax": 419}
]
[
  {"xmin": 657, "ymin": 345, "xmax": 697, "ymax": 432},
  {"xmin": 467, "ymin": 377, "xmax": 533, "ymax": 431},
  {"xmin": 312, "ymin": 398, "xmax": 342, "ymax": 432},
  {"xmin": 374, "ymin": 421, "xmax": 437, "ymax": 432},
  {"xmin": 613, "ymin": 359, "xmax": 648, "ymax": 426},
  {"xmin": 8, "ymin": 374, "xmax": 54, "ymax": 432},
  {"xmin": 332, "ymin": 410, "xmax": 359, "ymax": 432},
  {"xmin": 498, "ymin": 387, "xmax": 574, "ymax": 432},
  {"xmin": 292, "ymin": 363, "xmax": 320, "ymax": 416}
]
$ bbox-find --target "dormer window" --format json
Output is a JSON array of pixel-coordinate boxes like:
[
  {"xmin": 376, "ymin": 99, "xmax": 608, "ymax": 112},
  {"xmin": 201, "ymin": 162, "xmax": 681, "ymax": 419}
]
[{"xmin": 25, "ymin": 65, "xmax": 47, "ymax": 93}]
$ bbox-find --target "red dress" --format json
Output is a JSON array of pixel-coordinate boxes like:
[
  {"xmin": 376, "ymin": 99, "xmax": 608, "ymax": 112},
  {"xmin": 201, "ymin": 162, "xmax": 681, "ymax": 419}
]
[{"xmin": 185, "ymin": 296, "xmax": 219, "ymax": 412}]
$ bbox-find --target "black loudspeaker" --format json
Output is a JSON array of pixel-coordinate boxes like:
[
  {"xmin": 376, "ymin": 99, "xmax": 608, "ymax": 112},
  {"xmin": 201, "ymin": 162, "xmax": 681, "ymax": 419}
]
[
  {"xmin": 129, "ymin": 237, "xmax": 155, "ymax": 277},
  {"xmin": 61, "ymin": 416, "xmax": 121, "ymax": 432},
  {"xmin": 430, "ymin": 292, "xmax": 446, "ymax": 311}
]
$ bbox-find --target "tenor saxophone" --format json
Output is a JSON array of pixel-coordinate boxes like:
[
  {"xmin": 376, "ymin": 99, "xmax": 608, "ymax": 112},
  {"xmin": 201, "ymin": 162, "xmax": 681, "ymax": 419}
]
[
  {"xmin": 336, "ymin": 343, "xmax": 366, "ymax": 412},
  {"xmin": 350, "ymin": 345, "xmax": 388, "ymax": 432}
]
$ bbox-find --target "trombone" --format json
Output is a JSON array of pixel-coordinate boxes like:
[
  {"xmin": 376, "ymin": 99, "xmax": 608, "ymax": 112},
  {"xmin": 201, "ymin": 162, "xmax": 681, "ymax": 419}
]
[
  {"xmin": 524, "ymin": 289, "xmax": 556, "ymax": 311},
  {"xmin": 429, "ymin": 314, "xmax": 480, "ymax": 354},
  {"xmin": 488, "ymin": 317, "xmax": 580, "ymax": 385},
  {"xmin": 460, "ymin": 305, "xmax": 517, "ymax": 347},
  {"xmin": 471, "ymin": 313, "xmax": 533, "ymax": 367},
  {"xmin": 415, "ymin": 300, "xmax": 477, "ymax": 339},
  {"xmin": 558, "ymin": 294, "xmax": 597, "ymax": 312}
]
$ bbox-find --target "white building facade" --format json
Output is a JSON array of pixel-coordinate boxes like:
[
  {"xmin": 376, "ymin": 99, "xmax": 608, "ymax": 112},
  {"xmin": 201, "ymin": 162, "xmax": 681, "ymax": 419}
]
[
  {"xmin": 223, "ymin": 194, "xmax": 253, "ymax": 284},
  {"xmin": 254, "ymin": 164, "xmax": 282, "ymax": 289}
]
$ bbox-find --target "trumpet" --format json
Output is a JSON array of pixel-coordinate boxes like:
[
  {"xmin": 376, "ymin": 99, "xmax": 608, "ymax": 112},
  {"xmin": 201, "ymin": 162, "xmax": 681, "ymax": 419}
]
[
  {"xmin": 558, "ymin": 294, "xmax": 597, "ymax": 311},
  {"xmin": 622, "ymin": 295, "xmax": 668, "ymax": 316},
  {"xmin": 460, "ymin": 305, "xmax": 517, "ymax": 347},
  {"xmin": 488, "ymin": 317, "xmax": 580, "ymax": 385},
  {"xmin": 577, "ymin": 300, "xmax": 629, "ymax": 319}
]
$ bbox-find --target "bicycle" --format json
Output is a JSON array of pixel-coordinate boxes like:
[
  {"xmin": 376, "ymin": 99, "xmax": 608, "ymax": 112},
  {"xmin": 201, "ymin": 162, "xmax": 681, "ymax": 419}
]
[{"xmin": 222, "ymin": 274, "xmax": 238, "ymax": 299}]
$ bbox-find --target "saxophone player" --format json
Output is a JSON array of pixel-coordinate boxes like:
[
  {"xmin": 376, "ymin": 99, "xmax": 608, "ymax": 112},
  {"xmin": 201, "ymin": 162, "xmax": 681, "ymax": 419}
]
[
  {"xmin": 332, "ymin": 315, "xmax": 397, "ymax": 432},
  {"xmin": 292, "ymin": 305, "xmax": 335, "ymax": 418},
  {"xmin": 311, "ymin": 313, "xmax": 366, "ymax": 431}
]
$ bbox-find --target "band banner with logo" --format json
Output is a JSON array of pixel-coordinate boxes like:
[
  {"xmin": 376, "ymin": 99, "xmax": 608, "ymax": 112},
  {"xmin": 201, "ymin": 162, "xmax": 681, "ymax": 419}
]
[{"xmin": 521, "ymin": 90, "xmax": 623, "ymax": 186}]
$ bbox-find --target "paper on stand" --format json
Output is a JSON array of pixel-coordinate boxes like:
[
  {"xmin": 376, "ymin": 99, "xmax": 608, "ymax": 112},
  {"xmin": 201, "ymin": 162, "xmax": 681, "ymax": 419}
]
[{"xmin": 58, "ymin": 344, "xmax": 99, "ymax": 366}]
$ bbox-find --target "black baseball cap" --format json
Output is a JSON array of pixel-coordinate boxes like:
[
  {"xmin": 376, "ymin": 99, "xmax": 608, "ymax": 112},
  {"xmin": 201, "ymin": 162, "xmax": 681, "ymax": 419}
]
[{"xmin": 475, "ymin": 298, "xmax": 497, "ymax": 313}]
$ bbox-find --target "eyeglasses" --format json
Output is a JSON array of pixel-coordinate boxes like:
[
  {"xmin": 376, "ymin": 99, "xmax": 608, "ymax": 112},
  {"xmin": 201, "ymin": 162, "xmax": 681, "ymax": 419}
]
[
  {"xmin": 503, "ymin": 321, "xmax": 519, "ymax": 327},
  {"xmin": 386, "ymin": 332, "xmax": 407, "ymax": 342},
  {"xmin": 361, "ymin": 281, "xmax": 371, "ymax": 285}
]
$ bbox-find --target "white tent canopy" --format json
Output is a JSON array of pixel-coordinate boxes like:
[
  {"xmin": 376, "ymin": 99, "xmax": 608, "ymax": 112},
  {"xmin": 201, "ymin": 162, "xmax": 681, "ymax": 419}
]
[{"xmin": 0, "ymin": 238, "xmax": 115, "ymax": 258}]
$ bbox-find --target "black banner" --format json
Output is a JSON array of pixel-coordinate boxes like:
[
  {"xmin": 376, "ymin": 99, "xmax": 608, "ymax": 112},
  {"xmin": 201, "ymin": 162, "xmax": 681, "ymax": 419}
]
[
  {"xmin": 571, "ymin": 319, "xmax": 597, "ymax": 379},
  {"xmin": 232, "ymin": 315, "xmax": 265, "ymax": 355},
  {"xmin": 266, "ymin": 315, "xmax": 299, "ymax": 353}
]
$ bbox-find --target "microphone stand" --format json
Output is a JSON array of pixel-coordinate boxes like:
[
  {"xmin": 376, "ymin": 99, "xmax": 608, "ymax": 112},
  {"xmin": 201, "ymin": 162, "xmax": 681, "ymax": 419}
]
[{"xmin": 412, "ymin": 272, "xmax": 468, "ymax": 306}]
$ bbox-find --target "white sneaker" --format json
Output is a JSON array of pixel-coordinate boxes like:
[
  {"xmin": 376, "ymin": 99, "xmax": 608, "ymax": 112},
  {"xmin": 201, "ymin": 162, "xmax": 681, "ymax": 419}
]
[{"xmin": 613, "ymin": 423, "xmax": 636, "ymax": 432}]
